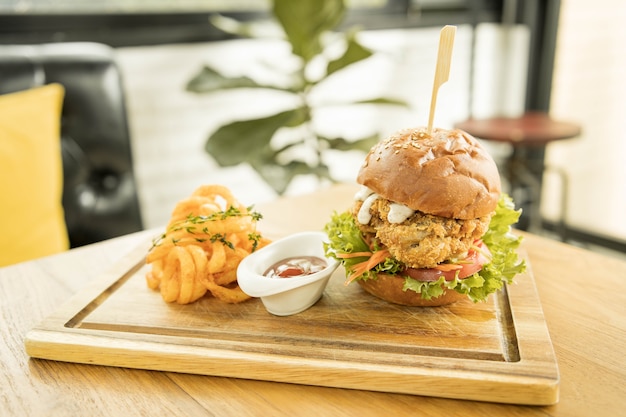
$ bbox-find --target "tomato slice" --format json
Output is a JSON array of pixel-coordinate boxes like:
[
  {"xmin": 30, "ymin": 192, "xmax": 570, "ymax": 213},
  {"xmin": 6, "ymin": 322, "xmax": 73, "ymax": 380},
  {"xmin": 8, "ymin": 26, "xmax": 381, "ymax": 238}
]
[{"xmin": 402, "ymin": 241, "xmax": 491, "ymax": 282}]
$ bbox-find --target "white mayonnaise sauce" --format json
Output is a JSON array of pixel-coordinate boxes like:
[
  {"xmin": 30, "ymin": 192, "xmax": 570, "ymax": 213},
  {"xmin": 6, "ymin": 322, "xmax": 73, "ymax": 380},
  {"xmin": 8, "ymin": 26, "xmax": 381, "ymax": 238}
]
[
  {"xmin": 354, "ymin": 185, "xmax": 415, "ymax": 225},
  {"xmin": 357, "ymin": 193, "xmax": 378, "ymax": 225},
  {"xmin": 354, "ymin": 185, "xmax": 374, "ymax": 201},
  {"xmin": 388, "ymin": 203, "xmax": 415, "ymax": 224}
]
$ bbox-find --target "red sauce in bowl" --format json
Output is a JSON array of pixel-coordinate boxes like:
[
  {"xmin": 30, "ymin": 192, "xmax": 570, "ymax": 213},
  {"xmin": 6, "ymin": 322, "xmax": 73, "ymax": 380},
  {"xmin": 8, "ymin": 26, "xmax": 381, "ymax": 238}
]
[{"xmin": 264, "ymin": 256, "xmax": 327, "ymax": 279}]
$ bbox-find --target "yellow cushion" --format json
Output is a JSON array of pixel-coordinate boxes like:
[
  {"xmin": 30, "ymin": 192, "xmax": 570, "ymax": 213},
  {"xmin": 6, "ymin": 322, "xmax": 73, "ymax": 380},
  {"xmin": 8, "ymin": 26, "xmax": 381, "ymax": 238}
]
[{"xmin": 0, "ymin": 84, "xmax": 69, "ymax": 266}]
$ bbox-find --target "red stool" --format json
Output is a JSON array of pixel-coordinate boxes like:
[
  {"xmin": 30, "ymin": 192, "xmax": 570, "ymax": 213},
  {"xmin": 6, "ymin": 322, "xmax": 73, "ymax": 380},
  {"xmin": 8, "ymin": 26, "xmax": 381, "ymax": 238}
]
[{"xmin": 455, "ymin": 112, "xmax": 581, "ymax": 236}]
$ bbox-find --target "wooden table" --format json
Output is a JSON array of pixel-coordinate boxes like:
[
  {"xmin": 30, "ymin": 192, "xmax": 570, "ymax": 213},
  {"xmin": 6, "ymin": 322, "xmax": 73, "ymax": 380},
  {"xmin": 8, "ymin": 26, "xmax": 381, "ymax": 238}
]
[{"xmin": 2, "ymin": 183, "xmax": 625, "ymax": 416}]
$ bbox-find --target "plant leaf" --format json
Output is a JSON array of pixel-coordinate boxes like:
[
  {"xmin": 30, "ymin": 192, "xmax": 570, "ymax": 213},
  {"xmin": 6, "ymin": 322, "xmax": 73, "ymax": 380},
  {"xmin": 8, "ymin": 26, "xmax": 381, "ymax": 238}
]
[
  {"xmin": 205, "ymin": 108, "xmax": 308, "ymax": 166},
  {"xmin": 250, "ymin": 159, "xmax": 332, "ymax": 195},
  {"xmin": 326, "ymin": 31, "xmax": 373, "ymax": 77},
  {"xmin": 186, "ymin": 66, "xmax": 291, "ymax": 93},
  {"xmin": 353, "ymin": 97, "xmax": 411, "ymax": 107},
  {"xmin": 315, "ymin": 96, "xmax": 411, "ymax": 108},
  {"xmin": 250, "ymin": 163, "xmax": 292, "ymax": 195},
  {"xmin": 186, "ymin": 66, "xmax": 258, "ymax": 92},
  {"xmin": 273, "ymin": 0, "xmax": 345, "ymax": 62},
  {"xmin": 209, "ymin": 13, "xmax": 271, "ymax": 38},
  {"xmin": 321, "ymin": 134, "xmax": 380, "ymax": 152}
]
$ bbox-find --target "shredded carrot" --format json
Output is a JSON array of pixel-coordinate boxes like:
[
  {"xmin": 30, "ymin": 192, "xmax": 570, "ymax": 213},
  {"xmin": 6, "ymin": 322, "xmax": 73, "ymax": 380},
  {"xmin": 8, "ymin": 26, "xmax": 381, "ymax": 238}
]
[
  {"xmin": 365, "ymin": 249, "xmax": 390, "ymax": 270},
  {"xmin": 345, "ymin": 264, "xmax": 370, "ymax": 285},
  {"xmin": 344, "ymin": 249, "xmax": 391, "ymax": 285},
  {"xmin": 433, "ymin": 263, "xmax": 463, "ymax": 272},
  {"xmin": 336, "ymin": 251, "xmax": 373, "ymax": 259}
]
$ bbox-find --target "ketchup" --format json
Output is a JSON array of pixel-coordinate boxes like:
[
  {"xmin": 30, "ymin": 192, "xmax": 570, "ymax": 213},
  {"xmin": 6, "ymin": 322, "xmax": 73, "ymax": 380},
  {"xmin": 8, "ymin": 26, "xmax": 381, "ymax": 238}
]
[{"xmin": 264, "ymin": 256, "xmax": 327, "ymax": 279}]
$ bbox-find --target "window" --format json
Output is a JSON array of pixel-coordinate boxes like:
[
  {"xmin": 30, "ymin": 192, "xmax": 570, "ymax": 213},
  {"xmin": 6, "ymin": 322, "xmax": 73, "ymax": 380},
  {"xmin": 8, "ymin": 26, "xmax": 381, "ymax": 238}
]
[{"xmin": 0, "ymin": 1, "xmax": 502, "ymax": 47}]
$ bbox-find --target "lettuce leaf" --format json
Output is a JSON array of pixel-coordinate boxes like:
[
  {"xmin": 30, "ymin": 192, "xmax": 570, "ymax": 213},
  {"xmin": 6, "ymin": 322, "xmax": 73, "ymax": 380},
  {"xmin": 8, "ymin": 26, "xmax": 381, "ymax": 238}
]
[
  {"xmin": 323, "ymin": 194, "xmax": 526, "ymax": 303},
  {"xmin": 323, "ymin": 210, "xmax": 404, "ymax": 280}
]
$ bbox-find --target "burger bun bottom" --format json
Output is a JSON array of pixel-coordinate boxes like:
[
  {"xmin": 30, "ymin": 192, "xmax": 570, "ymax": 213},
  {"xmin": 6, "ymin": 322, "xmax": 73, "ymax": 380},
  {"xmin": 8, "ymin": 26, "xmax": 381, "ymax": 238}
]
[{"xmin": 357, "ymin": 273, "xmax": 466, "ymax": 307}]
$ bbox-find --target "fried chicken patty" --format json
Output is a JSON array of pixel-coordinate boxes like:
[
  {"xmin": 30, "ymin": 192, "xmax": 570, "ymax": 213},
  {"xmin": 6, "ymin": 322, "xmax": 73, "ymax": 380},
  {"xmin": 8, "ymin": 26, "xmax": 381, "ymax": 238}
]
[{"xmin": 352, "ymin": 197, "xmax": 491, "ymax": 269}]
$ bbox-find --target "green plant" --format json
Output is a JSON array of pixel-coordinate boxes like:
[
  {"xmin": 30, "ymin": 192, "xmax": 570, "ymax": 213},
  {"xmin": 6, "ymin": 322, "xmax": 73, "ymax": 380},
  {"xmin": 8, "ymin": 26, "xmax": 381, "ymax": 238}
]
[{"xmin": 186, "ymin": 0, "xmax": 408, "ymax": 194}]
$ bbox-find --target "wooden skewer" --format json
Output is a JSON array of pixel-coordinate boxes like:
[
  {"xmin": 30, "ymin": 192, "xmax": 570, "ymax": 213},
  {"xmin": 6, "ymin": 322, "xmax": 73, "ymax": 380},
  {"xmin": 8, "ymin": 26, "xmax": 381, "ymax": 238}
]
[{"xmin": 427, "ymin": 25, "xmax": 456, "ymax": 135}]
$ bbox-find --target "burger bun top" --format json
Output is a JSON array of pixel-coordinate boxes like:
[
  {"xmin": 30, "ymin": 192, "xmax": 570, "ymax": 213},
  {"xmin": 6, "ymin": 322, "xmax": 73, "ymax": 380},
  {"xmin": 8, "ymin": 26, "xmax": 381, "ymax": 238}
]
[{"xmin": 357, "ymin": 127, "xmax": 501, "ymax": 219}]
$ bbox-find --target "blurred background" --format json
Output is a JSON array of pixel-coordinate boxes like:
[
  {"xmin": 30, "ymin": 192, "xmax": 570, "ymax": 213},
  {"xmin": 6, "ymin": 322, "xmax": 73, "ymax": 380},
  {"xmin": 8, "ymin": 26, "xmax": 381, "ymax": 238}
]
[{"xmin": 1, "ymin": 0, "xmax": 624, "ymax": 257}]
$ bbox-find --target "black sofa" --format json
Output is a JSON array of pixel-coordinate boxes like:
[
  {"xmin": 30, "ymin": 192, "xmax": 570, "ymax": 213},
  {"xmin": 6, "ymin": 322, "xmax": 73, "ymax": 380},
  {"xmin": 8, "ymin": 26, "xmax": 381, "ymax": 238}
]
[{"xmin": 0, "ymin": 42, "xmax": 143, "ymax": 247}]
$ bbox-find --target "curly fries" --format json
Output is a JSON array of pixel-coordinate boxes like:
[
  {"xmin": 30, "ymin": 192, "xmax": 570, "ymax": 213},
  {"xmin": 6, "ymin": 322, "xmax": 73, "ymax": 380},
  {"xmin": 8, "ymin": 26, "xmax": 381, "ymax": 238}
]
[{"xmin": 146, "ymin": 185, "xmax": 271, "ymax": 304}]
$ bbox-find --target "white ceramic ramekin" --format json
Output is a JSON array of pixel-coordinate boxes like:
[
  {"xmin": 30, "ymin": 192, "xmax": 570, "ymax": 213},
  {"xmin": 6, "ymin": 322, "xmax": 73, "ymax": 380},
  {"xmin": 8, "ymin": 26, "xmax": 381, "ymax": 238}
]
[{"xmin": 237, "ymin": 231, "xmax": 340, "ymax": 316}]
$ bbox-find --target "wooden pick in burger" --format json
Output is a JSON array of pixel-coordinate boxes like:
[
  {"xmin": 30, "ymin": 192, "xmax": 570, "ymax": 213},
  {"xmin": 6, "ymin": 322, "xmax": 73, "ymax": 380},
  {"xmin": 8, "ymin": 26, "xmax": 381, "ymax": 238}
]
[{"xmin": 427, "ymin": 25, "xmax": 456, "ymax": 135}]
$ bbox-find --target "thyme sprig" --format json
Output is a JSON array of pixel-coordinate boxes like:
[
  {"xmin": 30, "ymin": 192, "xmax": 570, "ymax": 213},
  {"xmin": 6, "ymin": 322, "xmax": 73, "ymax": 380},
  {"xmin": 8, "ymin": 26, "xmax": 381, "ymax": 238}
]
[
  {"xmin": 210, "ymin": 233, "xmax": 234, "ymax": 250},
  {"xmin": 248, "ymin": 232, "xmax": 262, "ymax": 252},
  {"xmin": 150, "ymin": 205, "xmax": 264, "ymax": 250}
]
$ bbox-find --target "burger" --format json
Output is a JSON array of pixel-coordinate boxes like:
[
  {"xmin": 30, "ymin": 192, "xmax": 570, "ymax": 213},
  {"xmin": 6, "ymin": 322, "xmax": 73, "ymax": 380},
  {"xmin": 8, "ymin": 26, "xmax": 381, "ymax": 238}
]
[{"xmin": 323, "ymin": 127, "xmax": 526, "ymax": 306}]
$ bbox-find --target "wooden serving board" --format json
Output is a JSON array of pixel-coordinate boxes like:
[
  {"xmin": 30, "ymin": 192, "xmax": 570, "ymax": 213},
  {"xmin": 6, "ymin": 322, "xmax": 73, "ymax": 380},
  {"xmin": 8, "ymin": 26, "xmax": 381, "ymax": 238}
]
[{"xmin": 25, "ymin": 240, "xmax": 559, "ymax": 405}]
